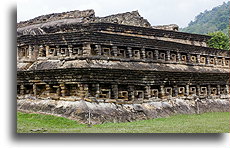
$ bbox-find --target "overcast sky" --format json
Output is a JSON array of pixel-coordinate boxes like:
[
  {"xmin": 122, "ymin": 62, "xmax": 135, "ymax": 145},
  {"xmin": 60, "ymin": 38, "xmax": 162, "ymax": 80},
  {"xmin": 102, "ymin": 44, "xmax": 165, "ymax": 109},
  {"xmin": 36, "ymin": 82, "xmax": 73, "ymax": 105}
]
[{"xmin": 17, "ymin": 0, "xmax": 228, "ymax": 28}]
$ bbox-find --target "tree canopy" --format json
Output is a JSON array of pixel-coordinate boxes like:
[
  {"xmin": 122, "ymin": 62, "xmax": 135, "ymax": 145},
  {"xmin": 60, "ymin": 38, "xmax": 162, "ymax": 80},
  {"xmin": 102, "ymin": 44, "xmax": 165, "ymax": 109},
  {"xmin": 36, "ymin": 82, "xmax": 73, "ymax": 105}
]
[
  {"xmin": 207, "ymin": 32, "xmax": 229, "ymax": 50},
  {"xmin": 181, "ymin": 2, "xmax": 229, "ymax": 36}
]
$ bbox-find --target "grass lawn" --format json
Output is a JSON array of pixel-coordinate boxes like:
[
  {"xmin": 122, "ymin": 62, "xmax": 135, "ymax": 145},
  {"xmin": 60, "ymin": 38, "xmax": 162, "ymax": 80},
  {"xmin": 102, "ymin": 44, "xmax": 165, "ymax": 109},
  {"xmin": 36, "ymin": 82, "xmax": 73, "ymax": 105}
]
[{"xmin": 17, "ymin": 112, "xmax": 229, "ymax": 133}]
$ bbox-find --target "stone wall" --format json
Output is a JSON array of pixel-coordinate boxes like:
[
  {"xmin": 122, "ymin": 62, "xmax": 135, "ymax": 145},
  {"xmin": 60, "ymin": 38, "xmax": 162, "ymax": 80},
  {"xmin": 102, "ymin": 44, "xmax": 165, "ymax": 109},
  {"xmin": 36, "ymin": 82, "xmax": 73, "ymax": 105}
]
[
  {"xmin": 17, "ymin": 22, "xmax": 210, "ymax": 47},
  {"xmin": 17, "ymin": 31, "xmax": 229, "ymax": 65},
  {"xmin": 17, "ymin": 68, "xmax": 229, "ymax": 104},
  {"xmin": 17, "ymin": 10, "xmax": 209, "ymax": 47}
]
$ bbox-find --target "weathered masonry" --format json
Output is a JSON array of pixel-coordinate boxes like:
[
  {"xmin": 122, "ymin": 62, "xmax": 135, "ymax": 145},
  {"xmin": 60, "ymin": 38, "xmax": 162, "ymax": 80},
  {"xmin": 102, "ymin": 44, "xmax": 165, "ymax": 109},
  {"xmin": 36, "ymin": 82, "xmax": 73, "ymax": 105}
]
[{"xmin": 17, "ymin": 10, "xmax": 229, "ymax": 104}]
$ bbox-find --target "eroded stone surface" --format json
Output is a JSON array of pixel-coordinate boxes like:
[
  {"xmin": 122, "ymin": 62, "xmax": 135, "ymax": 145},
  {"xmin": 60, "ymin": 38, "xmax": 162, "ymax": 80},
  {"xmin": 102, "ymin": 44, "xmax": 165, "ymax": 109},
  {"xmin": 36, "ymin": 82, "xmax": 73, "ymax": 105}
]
[
  {"xmin": 17, "ymin": 10, "xmax": 151, "ymax": 36},
  {"xmin": 17, "ymin": 10, "xmax": 229, "ymax": 123},
  {"xmin": 17, "ymin": 98, "xmax": 229, "ymax": 124}
]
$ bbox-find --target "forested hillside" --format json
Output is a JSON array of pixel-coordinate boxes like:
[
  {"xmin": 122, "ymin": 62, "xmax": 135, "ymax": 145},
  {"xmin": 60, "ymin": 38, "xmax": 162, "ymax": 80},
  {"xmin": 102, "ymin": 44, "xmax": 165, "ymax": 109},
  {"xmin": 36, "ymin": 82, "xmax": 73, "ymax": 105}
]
[{"xmin": 181, "ymin": 2, "xmax": 229, "ymax": 35}]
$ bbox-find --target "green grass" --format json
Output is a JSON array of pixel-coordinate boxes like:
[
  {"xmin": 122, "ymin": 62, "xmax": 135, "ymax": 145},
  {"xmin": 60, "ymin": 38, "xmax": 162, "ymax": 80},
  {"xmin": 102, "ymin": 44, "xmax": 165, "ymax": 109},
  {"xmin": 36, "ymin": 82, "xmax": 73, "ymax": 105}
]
[{"xmin": 17, "ymin": 112, "xmax": 230, "ymax": 133}]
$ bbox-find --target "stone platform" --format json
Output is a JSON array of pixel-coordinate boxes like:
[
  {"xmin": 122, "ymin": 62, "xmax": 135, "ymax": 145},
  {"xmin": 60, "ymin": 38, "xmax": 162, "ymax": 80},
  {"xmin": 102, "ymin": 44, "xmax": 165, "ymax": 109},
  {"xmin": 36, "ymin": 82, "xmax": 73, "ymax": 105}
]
[{"xmin": 17, "ymin": 97, "xmax": 229, "ymax": 124}]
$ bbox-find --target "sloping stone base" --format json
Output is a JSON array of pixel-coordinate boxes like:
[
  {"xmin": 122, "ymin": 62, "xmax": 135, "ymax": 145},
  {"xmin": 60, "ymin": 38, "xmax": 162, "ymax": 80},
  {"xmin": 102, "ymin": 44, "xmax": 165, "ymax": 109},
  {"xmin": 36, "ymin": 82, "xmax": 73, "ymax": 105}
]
[{"xmin": 17, "ymin": 98, "xmax": 229, "ymax": 124}]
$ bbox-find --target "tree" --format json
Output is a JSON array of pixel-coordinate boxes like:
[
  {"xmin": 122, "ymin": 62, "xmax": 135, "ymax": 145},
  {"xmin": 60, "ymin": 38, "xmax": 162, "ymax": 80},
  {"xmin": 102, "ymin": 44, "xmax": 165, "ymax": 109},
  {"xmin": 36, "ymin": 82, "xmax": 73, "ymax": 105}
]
[
  {"xmin": 207, "ymin": 31, "xmax": 229, "ymax": 50},
  {"xmin": 181, "ymin": 2, "xmax": 229, "ymax": 35}
]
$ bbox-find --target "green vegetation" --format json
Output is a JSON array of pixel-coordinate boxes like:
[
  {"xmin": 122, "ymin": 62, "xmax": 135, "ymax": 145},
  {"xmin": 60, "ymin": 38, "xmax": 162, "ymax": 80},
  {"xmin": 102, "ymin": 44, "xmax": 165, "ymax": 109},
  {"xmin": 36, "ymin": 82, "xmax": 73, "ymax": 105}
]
[
  {"xmin": 17, "ymin": 112, "xmax": 229, "ymax": 133},
  {"xmin": 207, "ymin": 31, "xmax": 229, "ymax": 50},
  {"xmin": 181, "ymin": 2, "xmax": 229, "ymax": 35}
]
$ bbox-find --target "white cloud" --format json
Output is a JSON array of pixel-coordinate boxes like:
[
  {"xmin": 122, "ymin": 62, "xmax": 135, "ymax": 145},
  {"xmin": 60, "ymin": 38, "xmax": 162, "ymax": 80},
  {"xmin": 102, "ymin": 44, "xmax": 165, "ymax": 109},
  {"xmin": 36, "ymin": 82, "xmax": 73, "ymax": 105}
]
[{"xmin": 17, "ymin": 0, "xmax": 228, "ymax": 27}]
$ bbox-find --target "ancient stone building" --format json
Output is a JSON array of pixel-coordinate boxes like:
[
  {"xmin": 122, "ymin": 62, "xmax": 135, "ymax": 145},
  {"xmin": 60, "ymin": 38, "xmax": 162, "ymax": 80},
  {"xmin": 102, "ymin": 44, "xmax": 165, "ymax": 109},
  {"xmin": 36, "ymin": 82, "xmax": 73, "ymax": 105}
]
[{"xmin": 17, "ymin": 10, "xmax": 229, "ymax": 111}]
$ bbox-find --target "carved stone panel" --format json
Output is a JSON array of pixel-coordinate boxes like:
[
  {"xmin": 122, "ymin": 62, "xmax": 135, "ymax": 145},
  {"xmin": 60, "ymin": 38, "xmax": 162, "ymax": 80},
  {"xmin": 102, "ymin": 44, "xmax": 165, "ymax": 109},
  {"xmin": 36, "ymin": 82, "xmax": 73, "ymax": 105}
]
[
  {"xmin": 134, "ymin": 90, "xmax": 144, "ymax": 99},
  {"xmin": 210, "ymin": 57, "xmax": 215, "ymax": 65},
  {"xmin": 133, "ymin": 50, "xmax": 140, "ymax": 59},
  {"xmin": 217, "ymin": 58, "xmax": 223, "ymax": 66},
  {"xmin": 190, "ymin": 55, "xmax": 197, "ymax": 63},
  {"xmin": 146, "ymin": 51, "xmax": 153, "ymax": 59},
  {"xmin": 164, "ymin": 87, "xmax": 172, "ymax": 96},
  {"xmin": 151, "ymin": 89, "xmax": 158, "ymax": 98},
  {"xmin": 118, "ymin": 91, "xmax": 128, "ymax": 100},
  {"xmin": 181, "ymin": 54, "xmax": 187, "ymax": 63},
  {"xmin": 99, "ymin": 89, "xmax": 111, "ymax": 99},
  {"xmin": 189, "ymin": 87, "xmax": 196, "ymax": 95},
  {"xmin": 170, "ymin": 53, "xmax": 177, "ymax": 61},
  {"xmin": 200, "ymin": 56, "xmax": 206, "ymax": 64},
  {"xmin": 102, "ymin": 48, "xmax": 111, "ymax": 56},
  {"xmin": 211, "ymin": 87, "xmax": 217, "ymax": 96},
  {"xmin": 178, "ymin": 87, "xmax": 185, "ymax": 96},
  {"xmin": 200, "ymin": 87, "xmax": 207, "ymax": 96},
  {"xmin": 225, "ymin": 59, "xmax": 229, "ymax": 66},
  {"xmin": 117, "ymin": 48, "xmax": 126, "ymax": 58},
  {"xmin": 159, "ymin": 52, "xmax": 166, "ymax": 61}
]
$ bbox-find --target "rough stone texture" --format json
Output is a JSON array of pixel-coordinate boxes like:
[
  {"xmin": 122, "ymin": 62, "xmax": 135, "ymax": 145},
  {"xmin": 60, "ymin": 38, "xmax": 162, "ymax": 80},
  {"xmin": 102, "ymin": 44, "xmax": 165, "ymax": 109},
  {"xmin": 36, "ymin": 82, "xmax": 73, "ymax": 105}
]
[
  {"xmin": 17, "ymin": 9, "xmax": 96, "ymax": 28},
  {"xmin": 17, "ymin": 10, "xmax": 151, "ymax": 36},
  {"xmin": 152, "ymin": 24, "xmax": 179, "ymax": 31},
  {"xmin": 18, "ymin": 59, "xmax": 228, "ymax": 74},
  {"xmin": 17, "ymin": 10, "xmax": 211, "ymax": 47},
  {"xmin": 17, "ymin": 10, "xmax": 229, "ymax": 123},
  {"xmin": 17, "ymin": 98, "xmax": 229, "ymax": 124},
  {"xmin": 92, "ymin": 11, "xmax": 151, "ymax": 28}
]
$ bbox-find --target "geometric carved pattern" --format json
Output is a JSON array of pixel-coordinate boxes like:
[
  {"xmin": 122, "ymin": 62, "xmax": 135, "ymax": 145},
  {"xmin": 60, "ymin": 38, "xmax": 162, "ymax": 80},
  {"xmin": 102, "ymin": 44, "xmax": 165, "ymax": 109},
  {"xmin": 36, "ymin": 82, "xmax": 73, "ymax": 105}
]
[
  {"xmin": 211, "ymin": 87, "xmax": 217, "ymax": 95},
  {"xmin": 159, "ymin": 52, "xmax": 166, "ymax": 60},
  {"xmin": 151, "ymin": 89, "xmax": 158, "ymax": 98},
  {"xmin": 190, "ymin": 56, "xmax": 196, "ymax": 63},
  {"xmin": 200, "ymin": 87, "xmax": 207, "ymax": 96},
  {"xmin": 146, "ymin": 51, "xmax": 153, "ymax": 59},
  {"xmin": 171, "ymin": 53, "xmax": 177, "ymax": 61},
  {"xmin": 118, "ymin": 91, "xmax": 128, "ymax": 100},
  {"xmin": 178, "ymin": 87, "xmax": 185, "ymax": 96},
  {"xmin": 200, "ymin": 56, "xmax": 206, "ymax": 64},
  {"xmin": 189, "ymin": 87, "xmax": 196, "ymax": 95},
  {"xmin": 165, "ymin": 87, "xmax": 172, "ymax": 96},
  {"xmin": 181, "ymin": 55, "xmax": 187, "ymax": 62},
  {"xmin": 135, "ymin": 90, "xmax": 144, "ymax": 99}
]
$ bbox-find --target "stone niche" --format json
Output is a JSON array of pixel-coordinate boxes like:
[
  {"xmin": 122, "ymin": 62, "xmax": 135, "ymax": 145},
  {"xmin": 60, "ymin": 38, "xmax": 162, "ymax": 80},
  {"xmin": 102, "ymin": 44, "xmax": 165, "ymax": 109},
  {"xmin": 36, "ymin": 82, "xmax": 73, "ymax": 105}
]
[
  {"xmin": 190, "ymin": 55, "xmax": 197, "ymax": 63},
  {"xmin": 210, "ymin": 57, "xmax": 215, "ymax": 65},
  {"xmin": 99, "ymin": 84, "xmax": 111, "ymax": 99},
  {"xmin": 133, "ymin": 49, "xmax": 141, "ymax": 59},
  {"xmin": 117, "ymin": 47, "xmax": 126, "ymax": 58},
  {"xmin": 146, "ymin": 50, "xmax": 154, "ymax": 59},
  {"xmin": 99, "ymin": 89, "xmax": 111, "ymax": 99},
  {"xmin": 151, "ymin": 89, "xmax": 159, "ymax": 98},
  {"xmin": 118, "ymin": 85, "xmax": 130, "ymax": 100},
  {"xmin": 72, "ymin": 45, "xmax": 83, "ymax": 56},
  {"xmin": 36, "ymin": 84, "xmax": 46, "ymax": 96},
  {"xmin": 181, "ymin": 54, "xmax": 187, "ymax": 63},
  {"xmin": 225, "ymin": 59, "xmax": 229, "ymax": 66},
  {"xmin": 217, "ymin": 58, "xmax": 223, "ymax": 66},
  {"xmin": 200, "ymin": 86, "xmax": 207, "ymax": 96},
  {"xmin": 200, "ymin": 56, "xmax": 206, "ymax": 64},
  {"xmin": 170, "ymin": 52, "xmax": 177, "ymax": 62},
  {"xmin": 211, "ymin": 87, "xmax": 217, "ymax": 96},
  {"xmin": 118, "ymin": 91, "xmax": 128, "ymax": 100},
  {"xmin": 164, "ymin": 87, "xmax": 172, "ymax": 97},
  {"xmin": 101, "ymin": 46, "xmax": 111, "ymax": 57},
  {"xmin": 189, "ymin": 86, "xmax": 196, "ymax": 96},
  {"xmin": 18, "ymin": 45, "xmax": 30, "ymax": 60},
  {"xmin": 178, "ymin": 86, "xmax": 185, "ymax": 96},
  {"xmin": 158, "ymin": 51, "xmax": 166, "ymax": 61},
  {"xmin": 134, "ymin": 85, "xmax": 145, "ymax": 101}
]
